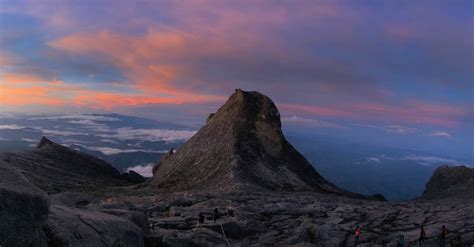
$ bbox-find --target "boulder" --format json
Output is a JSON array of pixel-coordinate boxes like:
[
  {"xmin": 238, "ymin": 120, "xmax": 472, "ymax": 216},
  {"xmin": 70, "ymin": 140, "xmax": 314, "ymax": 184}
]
[
  {"xmin": 0, "ymin": 160, "xmax": 50, "ymax": 247},
  {"xmin": 43, "ymin": 205, "xmax": 144, "ymax": 247}
]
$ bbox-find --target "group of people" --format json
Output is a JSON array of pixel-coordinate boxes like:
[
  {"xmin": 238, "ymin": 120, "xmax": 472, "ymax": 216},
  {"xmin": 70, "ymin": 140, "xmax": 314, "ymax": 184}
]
[
  {"xmin": 194, "ymin": 208, "xmax": 235, "ymax": 236},
  {"xmin": 194, "ymin": 210, "xmax": 453, "ymax": 245},
  {"xmin": 354, "ymin": 225, "xmax": 450, "ymax": 246}
]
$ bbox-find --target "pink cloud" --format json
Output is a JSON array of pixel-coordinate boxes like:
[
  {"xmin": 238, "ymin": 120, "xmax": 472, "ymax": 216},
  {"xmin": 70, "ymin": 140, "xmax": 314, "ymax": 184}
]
[
  {"xmin": 427, "ymin": 132, "xmax": 452, "ymax": 138},
  {"xmin": 278, "ymin": 101, "xmax": 467, "ymax": 128},
  {"xmin": 282, "ymin": 116, "xmax": 344, "ymax": 129}
]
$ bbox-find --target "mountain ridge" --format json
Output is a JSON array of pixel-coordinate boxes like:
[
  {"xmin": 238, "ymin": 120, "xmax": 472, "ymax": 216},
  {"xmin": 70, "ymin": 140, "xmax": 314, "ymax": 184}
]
[{"xmin": 0, "ymin": 136, "xmax": 142, "ymax": 193}]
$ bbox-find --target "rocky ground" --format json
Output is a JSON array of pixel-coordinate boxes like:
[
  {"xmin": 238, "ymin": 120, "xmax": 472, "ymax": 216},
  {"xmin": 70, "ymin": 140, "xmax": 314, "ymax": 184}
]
[
  {"xmin": 2, "ymin": 146, "xmax": 474, "ymax": 247},
  {"xmin": 107, "ymin": 188, "xmax": 472, "ymax": 246}
]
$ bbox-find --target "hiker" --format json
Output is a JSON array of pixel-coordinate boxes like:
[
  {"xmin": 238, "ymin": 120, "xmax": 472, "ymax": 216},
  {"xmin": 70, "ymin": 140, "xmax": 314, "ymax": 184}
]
[
  {"xmin": 213, "ymin": 208, "xmax": 219, "ymax": 223},
  {"xmin": 439, "ymin": 225, "xmax": 448, "ymax": 247},
  {"xmin": 227, "ymin": 208, "xmax": 234, "ymax": 217},
  {"xmin": 193, "ymin": 212, "xmax": 206, "ymax": 237},
  {"xmin": 396, "ymin": 234, "xmax": 405, "ymax": 247},
  {"xmin": 199, "ymin": 212, "xmax": 205, "ymax": 224},
  {"xmin": 354, "ymin": 225, "xmax": 361, "ymax": 246},
  {"xmin": 418, "ymin": 226, "xmax": 426, "ymax": 246}
]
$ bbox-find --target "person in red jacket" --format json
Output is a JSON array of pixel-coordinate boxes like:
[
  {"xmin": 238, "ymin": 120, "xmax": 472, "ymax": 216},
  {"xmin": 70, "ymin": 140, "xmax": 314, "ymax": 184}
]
[{"xmin": 354, "ymin": 225, "xmax": 361, "ymax": 246}]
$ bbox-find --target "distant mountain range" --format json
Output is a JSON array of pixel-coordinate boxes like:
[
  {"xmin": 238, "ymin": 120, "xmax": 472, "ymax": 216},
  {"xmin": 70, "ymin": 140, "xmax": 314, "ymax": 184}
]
[
  {"xmin": 0, "ymin": 113, "xmax": 194, "ymax": 176},
  {"xmin": 0, "ymin": 112, "xmax": 471, "ymax": 200}
]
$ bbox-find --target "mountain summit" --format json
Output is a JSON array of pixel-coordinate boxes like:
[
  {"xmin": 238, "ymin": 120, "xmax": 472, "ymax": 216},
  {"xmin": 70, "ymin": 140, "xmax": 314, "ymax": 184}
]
[{"xmin": 151, "ymin": 89, "xmax": 350, "ymax": 194}]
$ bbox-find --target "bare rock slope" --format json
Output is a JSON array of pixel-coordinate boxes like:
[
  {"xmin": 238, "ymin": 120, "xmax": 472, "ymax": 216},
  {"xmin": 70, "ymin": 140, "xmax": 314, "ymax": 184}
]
[
  {"xmin": 0, "ymin": 137, "xmax": 139, "ymax": 193},
  {"xmin": 151, "ymin": 89, "xmax": 354, "ymax": 196},
  {"xmin": 0, "ymin": 160, "xmax": 49, "ymax": 247},
  {"xmin": 0, "ymin": 138, "xmax": 147, "ymax": 247},
  {"xmin": 422, "ymin": 165, "xmax": 474, "ymax": 200}
]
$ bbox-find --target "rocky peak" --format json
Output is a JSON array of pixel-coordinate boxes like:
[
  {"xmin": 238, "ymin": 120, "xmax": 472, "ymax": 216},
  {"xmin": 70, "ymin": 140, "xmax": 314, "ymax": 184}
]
[
  {"xmin": 422, "ymin": 165, "xmax": 474, "ymax": 199},
  {"xmin": 150, "ymin": 89, "xmax": 355, "ymax": 196},
  {"xmin": 205, "ymin": 89, "xmax": 283, "ymax": 158},
  {"xmin": 37, "ymin": 136, "xmax": 55, "ymax": 149}
]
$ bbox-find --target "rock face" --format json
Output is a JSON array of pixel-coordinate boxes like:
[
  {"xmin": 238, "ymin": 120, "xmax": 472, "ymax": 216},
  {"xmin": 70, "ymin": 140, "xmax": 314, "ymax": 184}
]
[
  {"xmin": 422, "ymin": 165, "xmax": 474, "ymax": 199},
  {"xmin": 43, "ymin": 205, "xmax": 144, "ymax": 247},
  {"xmin": 0, "ymin": 160, "xmax": 50, "ymax": 247},
  {"xmin": 151, "ymin": 89, "xmax": 349, "ymax": 194},
  {"xmin": 1, "ymin": 138, "xmax": 146, "ymax": 246},
  {"xmin": 0, "ymin": 137, "xmax": 133, "ymax": 193},
  {"xmin": 152, "ymin": 148, "xmax": 175, "ymax": 176}
]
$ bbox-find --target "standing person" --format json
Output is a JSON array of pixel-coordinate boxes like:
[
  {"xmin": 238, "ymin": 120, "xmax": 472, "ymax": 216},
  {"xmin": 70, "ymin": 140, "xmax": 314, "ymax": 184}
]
[
  {"xmin": 354, "ymin": 225, "xmax": 361, "ymax": 246},
  {"xmin": 199, "ymin": 212, "xmax": 205, "ymax": 225},
  {"xmin": 439, "ymin": 225, "xmax": 448, "ymax": 247},
  {"xmin": 213, "ymin": 208, "xmax": 219, "ymax": 223},
  {"xmin": 194, "ymin": 212, "xmax": 206, "ymax": 237},
  {"xmin": 397, "ymin": 234, "xmax": 405, "ymax": 247},
  {"xmin": 227, "ymin": 208, "xmax": 234, "ymax": 217},
  {"xmin": 418, "ymin": 226, "xmax": 426, "ymax": 246}
]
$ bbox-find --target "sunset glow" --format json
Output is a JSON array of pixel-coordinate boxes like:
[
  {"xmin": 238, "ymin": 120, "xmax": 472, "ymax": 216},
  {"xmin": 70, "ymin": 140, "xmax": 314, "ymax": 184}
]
[{"xmin": 0, "ymin": 0, "xmax": 472, "ymax": 155}]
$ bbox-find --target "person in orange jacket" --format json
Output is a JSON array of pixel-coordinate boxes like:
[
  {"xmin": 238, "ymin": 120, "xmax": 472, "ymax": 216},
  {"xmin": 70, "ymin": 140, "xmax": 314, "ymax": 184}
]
[{"xmin": 354, "ymin": 225, "xmax": 361, "ymax": 246}]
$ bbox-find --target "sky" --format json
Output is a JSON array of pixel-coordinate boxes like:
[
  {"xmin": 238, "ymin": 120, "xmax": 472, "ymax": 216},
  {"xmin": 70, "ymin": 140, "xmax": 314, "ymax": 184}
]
[{"xmin": 0, "ymin": 0, "xmax": 473, "ymax": 157}]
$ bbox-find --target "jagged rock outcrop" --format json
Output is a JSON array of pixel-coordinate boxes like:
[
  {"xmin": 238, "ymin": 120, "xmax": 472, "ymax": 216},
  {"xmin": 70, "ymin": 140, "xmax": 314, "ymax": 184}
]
[
  {"xmin": 120, "ymin": 170, "xmax": 146, "ymax": 184},
  {"xmin": 150, "ymin": 89, "xmax": 352, "ymax": 195},
  {"xmin": 0, "ymin": 137, "xmax": 133, "ymax": 193},
  {"xmin": 0, "ymin": 160, "xmax": 50, "ymax": 247},
  {"xmin": 422, "ymin": 165, "xmax": 474, "ymax": 199}
]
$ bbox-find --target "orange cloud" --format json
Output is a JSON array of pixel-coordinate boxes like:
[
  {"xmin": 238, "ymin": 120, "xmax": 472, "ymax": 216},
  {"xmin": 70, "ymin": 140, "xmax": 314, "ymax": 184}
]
[
  {"xmin": 48, "ymin": 31, "xmax": 198, "ymax": 95},
  {"xmin": 0, "ymin": 72, "xmax": 224, "ymax": 110},
  {"xmin": 1, "ymin": 73, "xmax": 49, "ymax": 84},
  {"xmin": 47, "ymin": 28, "xmax": 287, "ymax": 95},
  {"xmin": 0, "ymin": 83, "xmax": 65, "ymax": 106}
]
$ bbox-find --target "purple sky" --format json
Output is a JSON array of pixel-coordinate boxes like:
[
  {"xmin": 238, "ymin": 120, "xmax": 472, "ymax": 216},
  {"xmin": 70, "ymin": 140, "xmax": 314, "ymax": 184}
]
[{"xmin": 0, "ymin": 0, "xmax": 473, "ymax": 156}]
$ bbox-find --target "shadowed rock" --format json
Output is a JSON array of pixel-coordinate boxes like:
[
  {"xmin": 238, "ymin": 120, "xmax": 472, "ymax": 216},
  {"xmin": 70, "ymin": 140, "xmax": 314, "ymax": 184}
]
[
  {"xmin": 0, "ymin": 136, "xmax": 133, "ymax": 193},
  {"xmin": 422, "ymin": 165, "xmax": 474, "ymax": 199},
  {"xmin": 0, "ymin": 160, "xmax": 49, "ymax": 247},
  {"xmin": 43, "ymin": 205, "xmax": 144, "ymax": 247}
]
